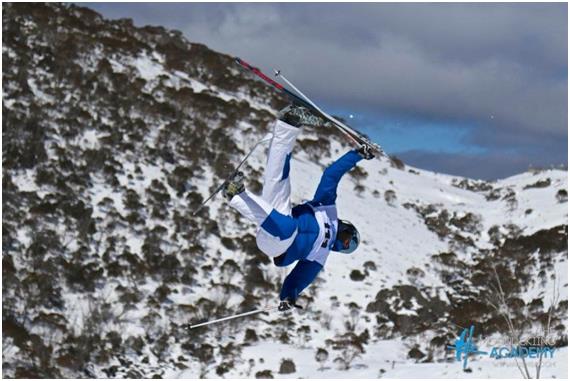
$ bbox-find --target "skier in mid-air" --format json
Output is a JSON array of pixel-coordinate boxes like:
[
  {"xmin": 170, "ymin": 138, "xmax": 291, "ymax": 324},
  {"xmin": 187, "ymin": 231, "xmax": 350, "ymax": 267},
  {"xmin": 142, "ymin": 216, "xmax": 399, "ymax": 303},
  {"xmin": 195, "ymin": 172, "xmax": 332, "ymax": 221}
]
[{"xmin": 222, "ymin": 105, "xmax": 374, "ymax": 311}]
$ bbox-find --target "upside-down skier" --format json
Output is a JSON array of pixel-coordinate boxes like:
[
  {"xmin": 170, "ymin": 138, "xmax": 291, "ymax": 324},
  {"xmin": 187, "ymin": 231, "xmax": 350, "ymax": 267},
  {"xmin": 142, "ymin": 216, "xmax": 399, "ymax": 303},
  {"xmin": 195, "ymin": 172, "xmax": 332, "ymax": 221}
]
[{"xmin": 222, "ymin": 105, "xmax": 374, "ymax": 311}]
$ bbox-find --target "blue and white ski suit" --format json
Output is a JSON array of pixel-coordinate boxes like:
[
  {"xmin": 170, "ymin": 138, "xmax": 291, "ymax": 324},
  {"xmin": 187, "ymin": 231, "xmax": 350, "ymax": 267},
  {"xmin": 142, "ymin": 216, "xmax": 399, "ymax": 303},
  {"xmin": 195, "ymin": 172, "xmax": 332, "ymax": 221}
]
[{"xmin": 229, "ymin": 119, "xmax": 362, "ymax": 301}]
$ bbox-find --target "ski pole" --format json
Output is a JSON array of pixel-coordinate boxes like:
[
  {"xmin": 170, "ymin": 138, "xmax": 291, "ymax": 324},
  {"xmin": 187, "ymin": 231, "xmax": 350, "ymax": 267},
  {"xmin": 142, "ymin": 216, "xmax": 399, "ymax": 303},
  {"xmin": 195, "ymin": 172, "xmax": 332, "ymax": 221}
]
[
  {"xmin": 188, "ymin": 306, "xmax": 278, "ymax": 329},
  {"xmin": 192, "ymin": 135, "xmax": 271, "ymax": 216}
]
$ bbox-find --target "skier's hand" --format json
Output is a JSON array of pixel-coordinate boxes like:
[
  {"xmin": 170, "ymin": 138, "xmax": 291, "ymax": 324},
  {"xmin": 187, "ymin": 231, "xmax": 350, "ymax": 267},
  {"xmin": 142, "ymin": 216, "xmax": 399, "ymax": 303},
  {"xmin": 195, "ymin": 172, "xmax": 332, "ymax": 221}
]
[
  {"xmin": 278, "ymin": 298, "xmax": 303, "ymax": 311},
  {"xmin": 357, "ymin": 144, "xmax": 375, "ymax": 160}
]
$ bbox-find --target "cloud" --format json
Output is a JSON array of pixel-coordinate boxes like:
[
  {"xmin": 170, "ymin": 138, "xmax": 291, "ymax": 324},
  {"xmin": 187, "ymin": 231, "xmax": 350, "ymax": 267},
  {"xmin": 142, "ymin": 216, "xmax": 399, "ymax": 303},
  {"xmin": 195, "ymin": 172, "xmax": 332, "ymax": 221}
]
[
  {"xmin": 169, "ymin": 3, "xmax": 566, "ymax": 135},
  {"xmin": 84, "ymin": 3, "xmax": 567, "ymax": 178}
]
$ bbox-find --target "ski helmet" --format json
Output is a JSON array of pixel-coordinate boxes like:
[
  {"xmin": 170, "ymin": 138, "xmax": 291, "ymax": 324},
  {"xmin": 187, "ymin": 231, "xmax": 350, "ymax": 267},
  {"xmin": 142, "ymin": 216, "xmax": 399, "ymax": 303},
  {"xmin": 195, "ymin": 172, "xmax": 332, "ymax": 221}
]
[{"xmin": 333, "ymin": 220, "xmax": 360, "ymax": 254}]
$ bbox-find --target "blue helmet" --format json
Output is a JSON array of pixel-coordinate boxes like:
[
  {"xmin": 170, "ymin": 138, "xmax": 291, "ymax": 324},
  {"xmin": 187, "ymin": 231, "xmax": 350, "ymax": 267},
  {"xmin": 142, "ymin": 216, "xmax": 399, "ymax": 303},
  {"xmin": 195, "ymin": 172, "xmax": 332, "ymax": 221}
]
[{"xmin": 332, "ymin": 220, "xmax": 360, "ymax": 254}]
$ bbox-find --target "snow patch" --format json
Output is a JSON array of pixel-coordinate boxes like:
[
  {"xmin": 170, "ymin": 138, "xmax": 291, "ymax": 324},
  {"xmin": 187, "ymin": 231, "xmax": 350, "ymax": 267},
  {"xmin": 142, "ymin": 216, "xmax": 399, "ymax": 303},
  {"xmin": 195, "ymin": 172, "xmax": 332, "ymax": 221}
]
[{"xmin": 133, "ymin": 53, "xmax": 165, "ymax": 81}]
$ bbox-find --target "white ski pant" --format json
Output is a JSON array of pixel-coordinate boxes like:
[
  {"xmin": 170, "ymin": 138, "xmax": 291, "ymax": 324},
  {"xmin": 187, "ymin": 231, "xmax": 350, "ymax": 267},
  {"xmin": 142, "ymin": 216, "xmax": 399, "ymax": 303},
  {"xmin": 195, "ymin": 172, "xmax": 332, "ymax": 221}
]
[{"xmin": 230, "ymin": 120, "xmax": 300, "ymax": 257}]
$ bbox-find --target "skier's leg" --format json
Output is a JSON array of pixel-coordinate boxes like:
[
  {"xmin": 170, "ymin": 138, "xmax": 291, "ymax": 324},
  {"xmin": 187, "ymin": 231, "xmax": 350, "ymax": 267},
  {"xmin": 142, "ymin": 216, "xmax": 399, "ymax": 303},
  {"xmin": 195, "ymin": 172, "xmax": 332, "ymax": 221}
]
[
  {"xmin": 229, "ymin": 190, "xmax": 298, "ymax": 258},
  {"xmin": 262, "ymin": 119, "xmax": 301, "ymax": 216},
  {"xmin": 229, "ymin": 190, "xmax": 273, "ymax": 225}
]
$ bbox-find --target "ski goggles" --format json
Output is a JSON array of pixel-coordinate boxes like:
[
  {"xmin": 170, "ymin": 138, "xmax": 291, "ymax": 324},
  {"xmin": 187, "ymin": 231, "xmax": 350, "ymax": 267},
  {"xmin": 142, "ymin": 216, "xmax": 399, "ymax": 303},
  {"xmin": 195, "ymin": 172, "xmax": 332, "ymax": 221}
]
[
  {"xmin": 339, "ymin": 230, "xmax": 360, "ymax": 254},
  {"xmin": 335, "ymin": 228, "xmax": 360, "ymax": 254}
]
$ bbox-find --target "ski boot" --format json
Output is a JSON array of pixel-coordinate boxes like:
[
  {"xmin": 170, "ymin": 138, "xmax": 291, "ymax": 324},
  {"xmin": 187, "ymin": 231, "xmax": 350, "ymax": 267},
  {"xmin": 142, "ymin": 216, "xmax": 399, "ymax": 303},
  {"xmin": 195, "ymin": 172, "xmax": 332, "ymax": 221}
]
[
  {"xmin": 278, "ymin": 104, "xmax": 325, "ymax": 128},
  {"xmin": 278, "ymin": 297, "xmax": 303, "ymax": 311},
  {"xmin": 222, "ymin": 171, "xmax": 245, "ymax": 200}
]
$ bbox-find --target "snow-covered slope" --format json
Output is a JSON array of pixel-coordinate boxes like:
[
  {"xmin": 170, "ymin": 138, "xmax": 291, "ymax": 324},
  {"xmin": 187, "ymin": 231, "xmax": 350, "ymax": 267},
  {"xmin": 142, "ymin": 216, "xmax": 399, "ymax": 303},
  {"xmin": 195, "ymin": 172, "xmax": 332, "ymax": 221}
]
[{"xmin": 2, "ymin": 3, "xmax": 567, "ymax": 379}]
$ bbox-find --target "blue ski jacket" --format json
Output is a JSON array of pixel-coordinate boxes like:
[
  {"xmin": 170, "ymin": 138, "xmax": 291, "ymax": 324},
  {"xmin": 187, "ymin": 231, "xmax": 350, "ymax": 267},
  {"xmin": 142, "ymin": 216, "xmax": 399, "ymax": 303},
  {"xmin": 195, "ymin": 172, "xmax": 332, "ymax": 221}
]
[{"xmin": 276, "ymin": 149, "xmax": 362, "ymax": 301}]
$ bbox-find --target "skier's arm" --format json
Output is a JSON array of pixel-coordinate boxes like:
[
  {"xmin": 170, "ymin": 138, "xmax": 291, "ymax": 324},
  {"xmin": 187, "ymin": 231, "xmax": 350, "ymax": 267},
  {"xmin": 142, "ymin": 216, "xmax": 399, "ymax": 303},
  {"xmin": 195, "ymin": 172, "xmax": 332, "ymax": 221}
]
[
  {"xmin": 279, "ymin": 260, "xmax": 323, "ymax": 301},
  {"xmin": 312, "ymin": 150, "xmax": 362, "ymax": 205}
]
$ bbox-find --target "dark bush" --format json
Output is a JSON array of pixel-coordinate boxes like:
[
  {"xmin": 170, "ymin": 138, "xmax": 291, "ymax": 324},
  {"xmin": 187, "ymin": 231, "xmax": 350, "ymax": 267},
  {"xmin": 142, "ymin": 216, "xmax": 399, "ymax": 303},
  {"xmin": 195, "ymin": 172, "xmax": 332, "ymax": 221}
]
[
  {"xmin": 363, "ymin": 261, "xmax": 377, "ymax": 272},
  {"xmin": 278, "ymin": 359, "xmax": 296, "ymax": 374},
  {"xmin": 408, "ymin": 346, "xmax": 426, "ymax": 361},
  {"xmin": 384, "ymin": 190, "xmax": 397, "ymax": 206},
  {"xmin": 556, "ymin": 189, "xmax": 567, "ymax": 203},
  {"xmin": 244, "ymin": 329, "xmax": 258, "ymax": 343},
  {"xmin": 389, "ymin": 155, "xmax": 405, "ymax": 170},
  {"xmin": 255, "ymin": 370, "xmax": 274, "ymax": 379},
  {"xmin": 350, "ymin": 269, "xmax": 366, "ymax": 281},
  {"xmin": 523, "ymin": 178, "xmax": 551, "ymax": 189}
]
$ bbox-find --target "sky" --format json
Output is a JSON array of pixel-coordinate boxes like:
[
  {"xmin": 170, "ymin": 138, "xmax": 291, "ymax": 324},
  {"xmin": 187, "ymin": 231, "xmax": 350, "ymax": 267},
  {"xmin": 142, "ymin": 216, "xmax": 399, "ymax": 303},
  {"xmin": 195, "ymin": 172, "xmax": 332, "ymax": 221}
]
[{"xmin": 84, "ymin": 2, "xmax": 568, "ymax": 180}]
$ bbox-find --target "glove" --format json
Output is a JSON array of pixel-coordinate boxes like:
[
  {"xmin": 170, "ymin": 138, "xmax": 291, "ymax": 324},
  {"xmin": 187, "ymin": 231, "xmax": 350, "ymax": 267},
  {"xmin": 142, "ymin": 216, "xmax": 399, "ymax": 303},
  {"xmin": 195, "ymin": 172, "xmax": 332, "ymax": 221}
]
[
  {"xmin": 357, "ymin": 144, "xmax": 375, "ymax": 160},
  {"xmin": 278, "ymin": 298, "xmax": 303, "ymax": 311}
]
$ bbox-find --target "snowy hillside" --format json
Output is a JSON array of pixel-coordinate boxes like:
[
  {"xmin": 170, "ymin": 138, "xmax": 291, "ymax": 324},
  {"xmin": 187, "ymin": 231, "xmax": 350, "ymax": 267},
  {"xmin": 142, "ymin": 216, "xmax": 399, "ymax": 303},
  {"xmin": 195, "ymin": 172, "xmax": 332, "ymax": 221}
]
[{"xmin": 2, "ymin": 3, "xmax": 567, "ymax": 379}]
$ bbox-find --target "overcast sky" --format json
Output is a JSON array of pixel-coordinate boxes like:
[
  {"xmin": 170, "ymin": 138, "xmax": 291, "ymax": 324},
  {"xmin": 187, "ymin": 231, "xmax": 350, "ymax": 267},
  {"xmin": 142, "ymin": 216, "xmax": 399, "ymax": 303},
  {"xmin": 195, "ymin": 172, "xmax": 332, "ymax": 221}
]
[{"xmin": 85, "ymin": 2, "xmax": 567, "ymax": 180}]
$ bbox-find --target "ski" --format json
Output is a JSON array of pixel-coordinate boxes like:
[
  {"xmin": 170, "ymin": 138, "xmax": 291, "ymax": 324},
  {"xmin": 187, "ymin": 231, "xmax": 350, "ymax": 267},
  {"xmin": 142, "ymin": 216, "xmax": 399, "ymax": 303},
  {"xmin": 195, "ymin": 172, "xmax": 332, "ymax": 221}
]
[
  {"xmin": 234, "ymin": 57, "xmax": 384, "ymax": 156},
  {"xmin": 192, "ymin": 134, "xmax": 271, "ymax": 215},
  {"xmin": 274, "ymin": 70, "xmax": 385, "ymax": 156},
  {"xmin": 234, "ymin": 57, "xmax": 361, "ymax": 144}
]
